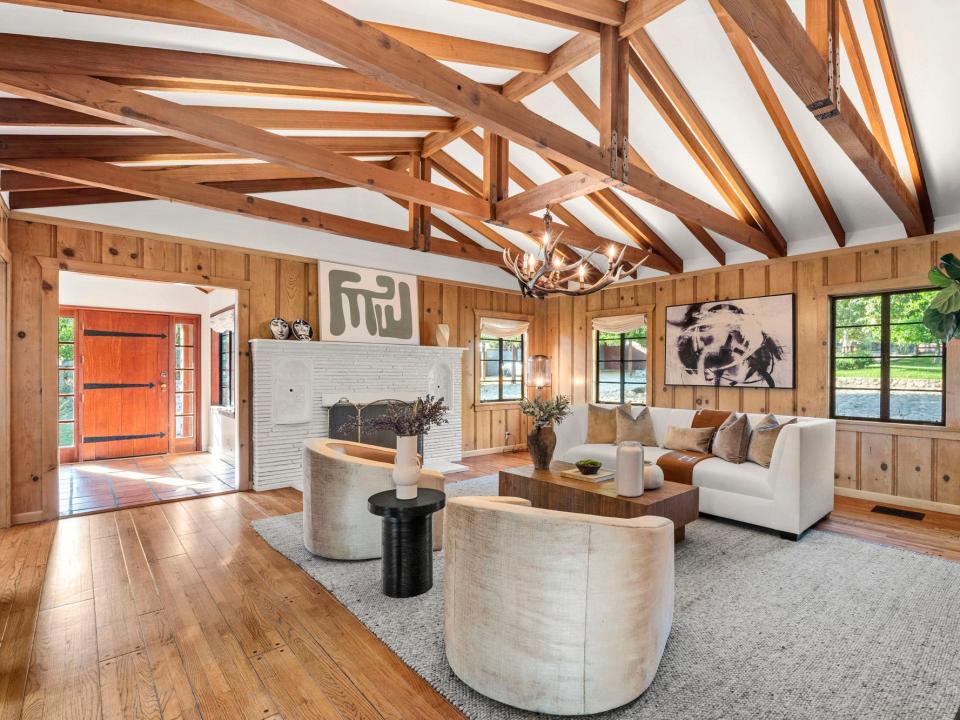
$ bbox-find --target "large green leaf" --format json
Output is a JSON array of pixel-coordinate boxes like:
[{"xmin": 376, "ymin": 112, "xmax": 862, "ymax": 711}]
[
  {"xmin": 928, "ymin": 266, "xmax": 953, "ymax": 288},
  {"xmin": 940, "ymin": 253, "xmax": 960, "ymax": 281},
  {"xmin": 930, "ymin": 283, "xmax": 960, "ymax": 314},
  {"xmin": 923, "ymin": 306, "xmax": 958, "ymax": 342}
]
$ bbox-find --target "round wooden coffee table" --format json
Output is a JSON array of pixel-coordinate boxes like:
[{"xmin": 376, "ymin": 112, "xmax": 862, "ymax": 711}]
[{"xmin": 367, "ymin": 488, "xmax": 445, "ymax": 598}]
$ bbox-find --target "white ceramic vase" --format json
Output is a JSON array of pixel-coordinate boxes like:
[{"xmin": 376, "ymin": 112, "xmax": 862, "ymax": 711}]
[
  {"xmin": 393, "ymin": 434, "xmax": 421, "ymax": 499},
  {"xmin": 615, "ymin": 442, "xmax": 644, "ymax": 497}
]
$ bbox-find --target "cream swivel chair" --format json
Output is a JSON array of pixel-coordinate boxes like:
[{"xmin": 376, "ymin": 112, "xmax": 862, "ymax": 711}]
[
  {"xmin": 443, "ymin": 496, "xmax": 674, "ymax": 716},
  {"xmin": 302, "ymin": 438, "xmax": 445, "ymax": 559}
]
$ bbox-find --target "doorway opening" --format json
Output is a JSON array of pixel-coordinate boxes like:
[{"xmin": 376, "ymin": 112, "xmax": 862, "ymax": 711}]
[{"xmin": 56, "ymin": 272, "xmax": 239, "ymax": 517}]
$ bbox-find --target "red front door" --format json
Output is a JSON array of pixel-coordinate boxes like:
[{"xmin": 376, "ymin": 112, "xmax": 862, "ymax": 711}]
[{"xmin": 78, "ymin": 309, "xmax": 171, "ymax": 460}]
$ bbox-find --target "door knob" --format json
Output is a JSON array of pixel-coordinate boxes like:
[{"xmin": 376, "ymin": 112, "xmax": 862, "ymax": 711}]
[{"xmin": 160, "ymin": 383, "xmax": 168, "ymax": 391}]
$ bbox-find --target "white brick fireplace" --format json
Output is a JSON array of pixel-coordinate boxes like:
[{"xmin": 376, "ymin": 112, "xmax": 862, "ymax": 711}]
[{"xmin": 250, "ymin": 339, "xmax": 465, "ymax": 491}]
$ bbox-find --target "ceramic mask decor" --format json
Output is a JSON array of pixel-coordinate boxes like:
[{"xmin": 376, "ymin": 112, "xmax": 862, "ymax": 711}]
[
  {"xmin": 291, "ymin": 319, "xmax": 313, "ymax": 341},
  {"xmin": 269, "ymin": 317, "xmax": 290, "ymax": 340}
]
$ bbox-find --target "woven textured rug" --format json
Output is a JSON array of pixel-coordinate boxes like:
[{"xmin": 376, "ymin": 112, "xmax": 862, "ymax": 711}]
[{"xmin": 251, "ymin": 475, "xmax": 960, "ymax": 720}]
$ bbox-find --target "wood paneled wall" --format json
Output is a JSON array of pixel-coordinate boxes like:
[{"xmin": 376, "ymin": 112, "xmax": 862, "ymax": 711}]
[
  {"xmin": 417, "ymin": 277, "xmax": 538, "ymax": 454},
  {"xmin": 5, "ymin": 213, "xmax": 318, "ymax": 523},
  {"xmin": 0, "ymin": 201, "xmax": 10, "ymax": 527},
  {"xmin": 537, "ymin": 230, "xmax": 960, "ymax": 511}
]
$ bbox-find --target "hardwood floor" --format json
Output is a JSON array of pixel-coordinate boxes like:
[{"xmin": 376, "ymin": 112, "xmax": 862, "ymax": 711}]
[
  {"xmin": 59, "ymin": 453, "xmax": 237, "ymax": 517},
  {"xmin": 2, "ymin": 450, "xmax": 958, "ymax": 720}
]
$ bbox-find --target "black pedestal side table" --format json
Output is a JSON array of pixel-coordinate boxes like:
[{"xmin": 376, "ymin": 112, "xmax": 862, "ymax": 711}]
[{"xmin": 367, "ymin": 488, "xmax": 446, "ymax": 598}]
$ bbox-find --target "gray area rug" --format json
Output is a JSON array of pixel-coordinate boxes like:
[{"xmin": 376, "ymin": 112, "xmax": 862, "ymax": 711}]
[{"xmin": 251, "ymin": 475, "xmax": 960, "ymax": 720}]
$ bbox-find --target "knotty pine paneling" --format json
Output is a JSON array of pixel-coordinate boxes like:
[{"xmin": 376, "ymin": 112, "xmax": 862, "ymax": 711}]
[{"xmin": 535, "ymin": 230, "xmax": 960, "ymax": 510}]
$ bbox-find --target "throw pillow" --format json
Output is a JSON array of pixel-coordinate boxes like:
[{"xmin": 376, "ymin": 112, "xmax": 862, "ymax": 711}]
[
  {"xmin": 662, "ymin": 425, "xmax": 715, "ymax": 454},
  {"xmin": 712, "ymin": 413, "xmax": 750, "ymax": 464},
  {"xmin": 746, "ymin": 415, "xmax": 798, "ymax": 468},
  {"xmin": 585, "ymin": 403, "xmax": 629, "ymax": 444},
  {"xmin": 616, "ymin": 406, "xmax": 657, "ymax": 446}
]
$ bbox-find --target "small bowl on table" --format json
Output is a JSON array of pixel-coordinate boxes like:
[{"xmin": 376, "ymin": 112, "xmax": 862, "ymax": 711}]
[{"xmin": 575, "ymin": 459, "xmax": 602, "ymax": 476}]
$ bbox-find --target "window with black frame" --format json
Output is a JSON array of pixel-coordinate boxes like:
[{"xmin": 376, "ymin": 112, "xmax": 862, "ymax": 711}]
[
  {"xmin": 217, "ymin": 330, "xmax": 234, "ymax": 408},
  {"xmin": 479, "ymin": 332, "xmax": 524, "ymax": 402},
  {"xmin": 831, "ymin": 289, "xmax": 945, "ymax": 425},
  {"xmin": 595, "ymin": 327, "xmax": 647, "ymax": 404}
]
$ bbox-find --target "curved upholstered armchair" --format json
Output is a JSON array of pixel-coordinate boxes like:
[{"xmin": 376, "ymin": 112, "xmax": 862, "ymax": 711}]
[
  {"xmin": 444, "ymin": 496, "xmax": 674, "ymax": 716},
  {"xmin": 302, "ymin": 438, "xmax": 445, "ymax": 559}
]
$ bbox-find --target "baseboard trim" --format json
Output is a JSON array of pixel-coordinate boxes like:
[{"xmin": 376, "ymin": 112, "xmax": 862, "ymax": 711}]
[
  {"xmin": 12, "ymin": 510, "xmax": 44, "ymax": 525},
  {"xmin": 835, "ymin": 487, "xmax": 960, "ymax": 517},
  {"xmin": 461, "ymin": 444, "xmax": 526, "ymax": 458}
]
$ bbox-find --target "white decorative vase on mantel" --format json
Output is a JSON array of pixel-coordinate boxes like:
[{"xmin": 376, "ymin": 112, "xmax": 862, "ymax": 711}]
[{"xmin": 393, "ymin": 435, "xmax": 421, "ymax": 499}]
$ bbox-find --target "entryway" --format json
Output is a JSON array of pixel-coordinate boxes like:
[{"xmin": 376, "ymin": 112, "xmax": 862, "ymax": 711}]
[{"xmin": 56, "ymin": 271, "xmax": 239, "ymax": 517}]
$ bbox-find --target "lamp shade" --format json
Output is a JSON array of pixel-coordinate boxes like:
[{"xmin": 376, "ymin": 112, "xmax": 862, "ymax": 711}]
[{"xmin": 527, "ymin": 354, "xmax": 551, "ymax": 389}]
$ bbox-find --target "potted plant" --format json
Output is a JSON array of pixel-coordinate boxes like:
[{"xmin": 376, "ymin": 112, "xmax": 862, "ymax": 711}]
[
  {"xmin": 520, "ymin": 394, "xmax": 571, "ymax": 470},
  {"xmin": 924, "ymin": 254, "xmax": 960, "ymax": 341},
  {"xmin": 339, "ymin": 395, "xmax": 448, "ymax": 499}
]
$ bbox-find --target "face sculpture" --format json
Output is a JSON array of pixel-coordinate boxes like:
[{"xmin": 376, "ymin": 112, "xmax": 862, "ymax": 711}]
[
  {"xmin": 269, "ymin": 317, "xmax": 290, "ymax": 340},
  {"xmin": 291, "ymin": 319, "xmax": 313, "ymax": 341}
]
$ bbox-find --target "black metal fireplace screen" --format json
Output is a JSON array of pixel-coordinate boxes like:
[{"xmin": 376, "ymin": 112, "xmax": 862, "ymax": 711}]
[{"xmin": 328, "ymin": 399, "xmax": 424, "ymax": 455}]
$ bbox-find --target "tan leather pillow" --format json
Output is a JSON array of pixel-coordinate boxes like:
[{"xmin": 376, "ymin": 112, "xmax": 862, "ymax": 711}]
[
  {"xmin": 586, "ymin": 403, "xmax": 628, "ymax": 444},
  {"xmin": 616, "ymin": 406, "xmax": 657, "ymax": 446},
  {"xmin": 746, "ymin": 415, "xmax": 797, "ymax": 468},
  {"xmin": 712, "ymin": 413, "xmax": 750, "ymax": 464},
  {"xmin": 663, "ymin": 425, "xmax": 714, "ymax": 454}
]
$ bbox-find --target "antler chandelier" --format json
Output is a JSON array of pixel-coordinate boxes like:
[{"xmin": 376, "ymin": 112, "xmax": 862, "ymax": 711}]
[{"xmin": 503, "ymin": 207, "xmax": 648, "ymax": 299}]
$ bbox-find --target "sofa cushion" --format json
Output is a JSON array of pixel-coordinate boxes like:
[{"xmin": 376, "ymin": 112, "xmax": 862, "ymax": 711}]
[
  {"xmin": 663, "ymin": 425, "xmax": 714, "ymax": 453},
  {"xmin": 586, "ymin": 403, "xmax": 629, "ymax": 444},
  {"xmin": 747, "ymin": 415, "xmax": 797, "ymax": 468},
  {"xmin": 616, "ymin": 406, "xmax": 657, "ymax": 445},
  {"xmin": 692, "ymin": 457, "xmax": 774, "ymax": 499},
  {"xmin": 712, "ymin": 413, "xmax": 750, "ymax": 464},
  {"xmin": 649, "ymin": 408, "xmax": 696, "ymax": 446}
]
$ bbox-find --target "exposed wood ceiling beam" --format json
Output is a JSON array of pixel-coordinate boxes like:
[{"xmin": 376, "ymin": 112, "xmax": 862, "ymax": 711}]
[
  {"xmin": 862, "ymin": 0, "xmax": 933, "ymax": 231},
  {"xmin": 494, "ymin": 173, "xmax": 607, "ymax": 221},
  {"xmin": 553, "ymin": 73, "xmax": 724, "ymax": 265},
  {"xmin": 459, "ymin": 130, "xmax": 628, "ymax": 272},
  {"xmin": 620, "ymin": 0, "xmax": 686, "ymax": 37},
  {"xmin": 421, "ymin": 33, "xmax": 600, "ymax": 157},
  {"xmin": 0, "ymin": 162, "xmax": 385, "ymax": 192},
  {"xmin": 630, "ymin": 31, "xmax": 787, "ymax": 255},
  {"xmin": 482, "ymin": 131, "xmax": 510, "ymax": 217},
  {"xmin": 9, "ymin": 187, "xmax": 142, "ymax": 208},
  {"xmin": 837, "ymin": 0, "xmax": 893, "ymax": 161},
  {"xmin": 1, "ymin": 157, "xmax": 503, "ymax": 265},
  {"xmin": 804, "ymin": 0, "xmax": 836, "ymax": 62},
  {"xmin": 711, "ymin": 0, "xmax": 845, "ymax": 246},
  {"xmin": 0, "ymin": 72, "xmax": 489, "ymax": 218},
  {"xmin": 0, "ymin": 33, "xmax": 419, "ymax": 103},
  {"xmin": 518, "ymin": 0, "xmax": 625, "ymax": 25},
  {"xmin": 5, "ymin": 1, "xmax": 551, "ymax": 73},
  {"xmin": 0, "ymin": 135, "xmax": 425, "ymax": 161},
  {"xmin": 0, "ymin": 100, "xmax": 456, "ymax": 132},
  {"xmin": 712, "ymin": 0, "xmax": 926, "ymax": 236},
  {"xmin": 193, "ymin": 0, "xmax": 772, "ymax": 254},
  {"xmin": 450, "ymin": 0, "xmax": 604, "ymax": 34},
  {"xmin": 599, "ymin": 26, "xmax": 630, "ymax": 179},
  {"xmin": 431, "ymin": 149, "xmax": 674, "ymax": 274}
]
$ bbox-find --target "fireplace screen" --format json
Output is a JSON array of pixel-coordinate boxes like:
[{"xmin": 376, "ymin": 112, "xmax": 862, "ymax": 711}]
[{"xmin": 328, "ymin": 399, "xmax": 424, "ymax": 454}]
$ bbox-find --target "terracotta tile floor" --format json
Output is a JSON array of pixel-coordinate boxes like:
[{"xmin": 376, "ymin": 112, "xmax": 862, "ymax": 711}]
[{"xmin": 58, "ymin": 452, "xmax": 236, "ymax": 517}]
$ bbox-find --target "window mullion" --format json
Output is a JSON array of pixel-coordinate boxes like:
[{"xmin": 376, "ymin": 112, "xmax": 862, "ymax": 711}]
[
  {"xmin": 880, "ymin": 295, "xmax": 891, "ymax": 421},
  {"xmin": 620, "ymin": 333, "xmax": 626, "ymax": 403}
]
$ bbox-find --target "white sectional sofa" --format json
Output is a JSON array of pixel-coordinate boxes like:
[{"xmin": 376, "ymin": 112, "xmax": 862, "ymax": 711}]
[{"xmin": 554, "ymin": 405, "xmax": 836, "ymax": 539}]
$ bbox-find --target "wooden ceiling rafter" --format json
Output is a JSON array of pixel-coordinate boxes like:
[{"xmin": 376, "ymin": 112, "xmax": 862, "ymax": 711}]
[
  {"xmin": 837, "ymin": 0, "xmax": 893, "ymax": 162},
  {"xmin": 710, "ymin": 0, "xmax": 845, "ymax": 247},
  {"xmin": 191, "ymin": 0, "xmax": 772, "ymax": 255},
  {"xmin": 1, "ymin": 157, "xmax": 504, "ymax": 265},
  {"xmin": 629, "ymin": 30, "xmax": 787, "ymax": 255},
  {"xmin": 552, "ymin": 73, "xmax": 724, "ymax": 265},
  {"xmin": 449, "ymin": 0, "xmax": 604, "ymax": 34},
  {"xmin": 0, "ymin": 100, "xmax": 457, "ymax": 132},
  {"xmin": 430, "ymin": 149, "xmax": 674, "ymax": 274},
  {"xmin": 6, "ymin": 1, "xmax": 552, "ymax": 73},
  {"xmin": 713, "ymin": 0, "xmax": 926, "ymax": 237},
  {"xmin": 862, "ymin": 0, "xmax": 933, "ymax": 231}
]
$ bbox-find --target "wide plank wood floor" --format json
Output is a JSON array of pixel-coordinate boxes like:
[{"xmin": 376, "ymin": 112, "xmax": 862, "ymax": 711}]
[{"xmin": 2, "ymin": 450, "xmax": 958, "ymax": 720}]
